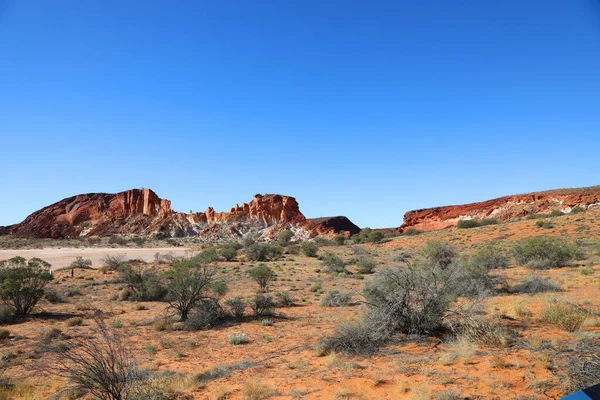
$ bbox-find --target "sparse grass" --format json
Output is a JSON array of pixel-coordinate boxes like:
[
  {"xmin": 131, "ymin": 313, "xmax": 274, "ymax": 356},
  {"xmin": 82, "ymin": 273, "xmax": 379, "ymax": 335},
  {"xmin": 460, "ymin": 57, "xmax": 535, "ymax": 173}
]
[
  {"xmin": 228, "ymin": 333, "xmax": 248, "ymax": 345},
  {"xmin": 540, "ymin": 300, "xmax": 587, "ymax": 332},
  {"xmin": 242, "ymin": 379, "xmax": 275, "ymax": 400},
  {"xmin": 65, "ymin": 317, "xmax": 84, "ymax": 327}
]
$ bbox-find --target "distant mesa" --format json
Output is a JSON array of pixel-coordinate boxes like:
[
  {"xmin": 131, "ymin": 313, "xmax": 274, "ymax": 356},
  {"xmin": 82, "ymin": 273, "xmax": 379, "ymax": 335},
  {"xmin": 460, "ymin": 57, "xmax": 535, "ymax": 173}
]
[
  {"xmin": 1, "ymin": 188, "xmax": 360, "ymax": 241},
  {"xmin": 397, "ymin": 185, "xmax": 600, "ymax": 233}
]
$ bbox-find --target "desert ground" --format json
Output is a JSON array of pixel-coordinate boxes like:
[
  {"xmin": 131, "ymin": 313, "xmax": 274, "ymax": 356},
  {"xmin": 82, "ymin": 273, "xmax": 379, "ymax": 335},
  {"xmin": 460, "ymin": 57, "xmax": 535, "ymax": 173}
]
[
  {"xmin": 0, "ymin": 248, "xmax": 192, "ymax": 271},
  {"xmin": 0, "ymin": 210, "xmax": 598, "ymax": 399}
]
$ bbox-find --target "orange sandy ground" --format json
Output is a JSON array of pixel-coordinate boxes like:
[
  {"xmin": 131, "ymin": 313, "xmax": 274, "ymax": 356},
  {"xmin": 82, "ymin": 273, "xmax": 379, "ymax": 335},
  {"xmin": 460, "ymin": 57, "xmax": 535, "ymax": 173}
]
[{"xmin": 0, "ymin": 210, "xmax": 599, "ymax": 399}]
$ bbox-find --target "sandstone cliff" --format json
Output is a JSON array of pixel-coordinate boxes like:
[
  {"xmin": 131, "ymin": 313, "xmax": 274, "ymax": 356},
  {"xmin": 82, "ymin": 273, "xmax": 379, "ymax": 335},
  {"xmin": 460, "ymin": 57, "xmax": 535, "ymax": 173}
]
[
  {"xmin": 3, "ymin": 189, "xmax": 359, "ymax": 241},
  {"xmin": 397, "ymin": 186, "xmax": 600, "ymax": 232}
]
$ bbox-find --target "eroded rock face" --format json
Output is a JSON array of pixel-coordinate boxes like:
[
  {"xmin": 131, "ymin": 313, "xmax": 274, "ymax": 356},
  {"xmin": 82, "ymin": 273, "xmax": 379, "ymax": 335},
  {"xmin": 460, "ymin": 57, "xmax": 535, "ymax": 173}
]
[
  {"xmin": 397, "ymin": 186, "xmax": 600, "ymax": 232},
  {"xmin": 6, "ymin": 189, "xmax": 359, "ymax": 241}
]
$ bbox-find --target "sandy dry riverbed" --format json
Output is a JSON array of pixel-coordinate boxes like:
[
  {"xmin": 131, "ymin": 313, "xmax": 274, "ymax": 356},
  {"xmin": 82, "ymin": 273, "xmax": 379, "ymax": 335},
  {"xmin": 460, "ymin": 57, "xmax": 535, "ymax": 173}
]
[{"xmin": 0, "ymin": 247, "xmax": 193, "ymax": 270}]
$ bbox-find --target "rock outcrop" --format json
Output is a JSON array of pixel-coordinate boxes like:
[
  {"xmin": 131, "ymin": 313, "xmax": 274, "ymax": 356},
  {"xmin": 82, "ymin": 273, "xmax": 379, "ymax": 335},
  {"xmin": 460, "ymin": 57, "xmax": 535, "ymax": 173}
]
[
  {"xmin": 4, "ymin": 189, "xmax": 359, "ymax": 241},
  {"xmin": 397, "ymin": 186, "xmax": 600, "ymax": 232}
]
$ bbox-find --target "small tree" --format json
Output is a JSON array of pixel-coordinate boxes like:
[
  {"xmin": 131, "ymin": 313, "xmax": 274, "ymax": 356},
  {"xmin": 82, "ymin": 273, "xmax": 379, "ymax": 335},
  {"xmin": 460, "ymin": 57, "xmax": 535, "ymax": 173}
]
[
  {"xmin": 118, "ymin": 265, "xmax": 167, "ymax": 301},
  {"xmin": 220, "ymin": 246, "xmax": 238, "ymax": 261},
  {"xmin": 0, "ymin": 257, "xmax": 53, "ymax": 317},
  {"xmin": 333, "ymin": 235, "xmax": 346, "ymax": 246},
  {"xmin": 101, "ymin": 254, "xmax": 126, "ymax": 271},
  {"xmin": 321, "ymin": 252, "xmax": 347, "ymax": 274},
  {"xmin": 165, "ymin": 259, "xmax": 218, "ymax": 320},
  {"xmin": 249, "ymin": 264, "xmax": 275, "ymax": 292},
  {"xmin": 70, "ymin": 257, "xmax": 92, "ymax": 269},
  {"xmin": 277, "ymin": 230, "xmax": 294, "ymax": 246},
  {"xmin": 300, "ymin": 242, "xmax": 319, "ymax": 257},
  {"xmin": 367, "ymin": 231, "xmax": 384, "ymax": 244}
]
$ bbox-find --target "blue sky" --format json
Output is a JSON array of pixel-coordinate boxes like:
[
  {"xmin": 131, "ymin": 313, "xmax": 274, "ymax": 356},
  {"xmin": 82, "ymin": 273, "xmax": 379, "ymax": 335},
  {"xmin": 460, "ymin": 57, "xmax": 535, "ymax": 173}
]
[{"xmin": 1, "ymin": 1, "xmax": 599, "ymax": 228}]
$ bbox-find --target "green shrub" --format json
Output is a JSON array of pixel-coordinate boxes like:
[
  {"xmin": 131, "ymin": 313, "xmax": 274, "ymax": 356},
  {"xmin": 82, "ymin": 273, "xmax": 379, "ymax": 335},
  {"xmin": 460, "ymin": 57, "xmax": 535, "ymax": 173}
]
[
  {"xmin": 571, "ymin": 206, "xmax": 585, "ymax": 214},
  {"xmin": 185, "ymin": 299, "xmax": 224, "ymax": 331},
  {"xmin": 549, "ymin": 210, "xmax": 565, "ymax": 217},
  {"xmin": 321, "ymin": 290, "xmax": 352, "ymax": 307},
  {"xmin": 249, "ymin": 264, "xmax": 275, "ymax": 292},
  {"xmin": 457, "ymin": 218, "xmax": 498, "ymax": 229},
  {"xmin": 470, "ymin": 244, "xmax": 509, "ymax": 270},
  {"xmin": 513, "ymin": 236, "xmax": 577, "ymax": 269},
  {"xmin": 321, "ymin": 252, "xmax": 347, "ymax": 274},
  {"xmin": 220, "ymin": 246, "xmax": 238, "ymax": 261},
  {"xmin": 275, "ymin": 290, "xmax": 294, "ymax": 307},
  {"xmin": 69, "ymin": 257, "xmax": 92, "ymax": 269},
  {"xmin": 421, "ymin": 240, "xmax": 457, "ymax": 269},
  {"xmin": 228, "ymin": 333, "xmax": 248, "ymax": 345},
  {"xmin": 277, "ymin": 230, "xmax": 294, "ymax": 246},
  {"xmin": 101, "ymin": 254, "xmax": 126, "ymax": 270},
  {"xmin": 226, "ymin": 297, "xmax": 246, "ymax": 318},
  {"xmin": 333, "ymin": 236, "xmax": 346, "ymax": 246},
  {"xmin": 250, "ymin": 294, "xmax": 275, "ymax": 317},
  {"xmin": 535, "ymin": 220, "xmax": 554, "ymax": 229},
  {"xmin": 540, "ymin": 300, "xmax": 587, "ymax": 332},
  {"xmin": 356, "ymin": 257, "xmax": 376, "ymax": 274},
  {"xmin": 0, "ymin": 329, "xmax": 10, "ymax": 340},
  {"xmin": 367, "ymin": 231, "xmax": 385, "ymax": 244},
  {"xmin": 300, "ymin": 242, "xmax": 319, "ymax": 257},
  {"xmin": 321, "ymin": 321, "xmax": 382, "ymax": 356},
  {"xmin": 108, "ymin": 236, "xmax": 128, "ymax": 246},
  {"xmin": 0, "ymin": 257, "xmax": 53, "ymax": 317},
  {"xmin": 402, "ymin": 227, "xmax": 421, "ymax": 236},
  {"xmin": 119, "ymin": 265, "xmax": 167, "ymax": 301}
]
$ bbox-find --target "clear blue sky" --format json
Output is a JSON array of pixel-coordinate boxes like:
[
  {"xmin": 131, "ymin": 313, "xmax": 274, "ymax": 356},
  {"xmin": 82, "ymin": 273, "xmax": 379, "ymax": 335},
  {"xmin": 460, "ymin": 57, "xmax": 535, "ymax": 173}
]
[{"xmin": 1, "ymin": 1, "xmax": 599, "ymax": 228}]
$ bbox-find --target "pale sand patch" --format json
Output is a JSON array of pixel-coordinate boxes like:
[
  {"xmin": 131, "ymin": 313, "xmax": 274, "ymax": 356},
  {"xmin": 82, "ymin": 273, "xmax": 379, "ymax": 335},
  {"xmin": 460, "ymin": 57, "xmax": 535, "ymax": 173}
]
[{"xmin": 0, "ymin": 247, "xmax": 193, "ymax": 270}]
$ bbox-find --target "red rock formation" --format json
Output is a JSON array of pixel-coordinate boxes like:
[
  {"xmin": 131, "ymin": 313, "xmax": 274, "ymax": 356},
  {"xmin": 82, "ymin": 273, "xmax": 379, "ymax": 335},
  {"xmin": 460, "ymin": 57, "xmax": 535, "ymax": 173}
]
[
  {"xmin": 397, "ymin": 186, "xmax": 600, "ymax": 232},
  {"xmin": 5, "ymin": 189, "xmax": 359, "ymax": 240}
]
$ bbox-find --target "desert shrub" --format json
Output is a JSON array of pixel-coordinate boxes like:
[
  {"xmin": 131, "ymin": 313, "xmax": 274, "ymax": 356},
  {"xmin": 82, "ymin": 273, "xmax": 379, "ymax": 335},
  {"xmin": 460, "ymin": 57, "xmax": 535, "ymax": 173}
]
[
  {"xmin": 285, "ymin": 244, "xmax": 301, "ymax": 255},
  {"xmin": 228, "ymin": 333, "xmax": 248, "ymax": 345},
  {"xmin": 333, "ymin": 235, "xmax": 346, "ymax": 246},
  {"xmin": 300, "ymin": 242, "xmax": 319, "ymax": 257},
  {"xmin": 261, "ymin": 318, "xmax": 273, "ymax": 326},
  {"xmin": 368, "ymin": 231, "xmax": 385, "ymax": 243},
  {"xmin": 87, "ymin": 237, "xmax": 101, "ymax": 246},
  {"xmin": 540, "ymin": 300, "xmax": 587, "ymax": 332},
  {"xmin": 512, "ymin": 275, "xmax": 561, "ymax": 294},
  {"xmin": 363, "ymin": 242, "xmax": 492, "ymax": 336},
  {"xmin": 513, "ymin": 236, "xmax": 577, "ymax": 269},
  {"xmin": 277, "ymin": 230, "xmax": 294, "ymax": 246},
  {"xmin": 185, "ymin": 299, "xmax": 225, "ymax": 331},
  {"xmin": 108, "ymin": 236, "xmax": 129, "ymax": 246},
  {"xmin": 457, "ymin": 218, "xmax": 498, "ymax": 229},
  {"xmin": 48, "ymin": 312, "xmax": 146, "ymax": 400},
  {"xmin": 69, "ymin": 257, "xmax": 92, "ymax": 269},
  {"xmin": 219, "ymin": 246, "xmax": 238, "ymax": 261},
  {"xmin": 119, "ymin": 265, "xmax": 167, "ymax": 301},
  {"xmin": 244, "ymin": 243, "xmax": 266, "ymax": 262},
  {"xmin": 44, "ymin": 287, "xmax": 66, "ymax": 303},
  {"xmin": 129, "ymin": 237, "xmax": 146, "ymax": 247},
  {"xmin": 195, "ymin": 360, "xmax": 256, "ymax": 385},
  {"xmin": 402, "ymin": 227, "xmax": 421, "ymax": 236},
  {"xmin": 249, "ymin": 264, "xmax": 275, "ymax": 292},
  {"xmin": 421, "ymin": 240, "xmax": 456, "ymax": 269},
  {"xmin": 66, "ymin": 317, "xmax": 84, "ymax": 327},
  {"xmin": 193, "ymin": 248, "xmax": 219, "ymax": 264},
  {"xmin": 321, "ymin": 320, "xmax": 382, "ymax": 356},
  {"xmin": 549, "ymin": 210, "xmax": 565, "ymax": 217},
  {"xmin": 457, "ymin": 317, "xmax": 515, "ymax": 347},
  {"xmin": 0, "ymin": 329, "xmax": 9, "ymax": 340},
  {"xmin": 154, "ymin": 252, "xmax": 177, "ymax": 264},
  {"xmin": 275, "ymin": 290, "xmax": 294, "ymax": 307},
  {"xmin": 321, "ymin": 252, "xmax": 347, "ymax": 273},
  {"xmin": 0, "ymin": 305, "xmax": 14, "ymax": 324},
  {"xmin": 356, "ymin": 257, "xmax": 376, "ymax": 274},
  {"xmin": 165, "ymin": 259, "xmax": 219, "ymax": 320},
  {"xmin": 535, "ymin": 220, "xmax": 554, "ymax": 229},
  {"xmin": 250, "ymin": 294, "xmax": 275, "ymax": 317},
  {"xmin": 571, "ymin": 206, "xmax": 585, "ymax": 214},
  {"xmin": 470, "ymin": 244, "xmax": 509, "ymax": 270},
  {"xmin": 264, "ymin": 244, "xmax": 283, "ymax": 260},
  {"xmin": 101, "ymin": 254, "xmax": 126, "ymax": 271},
  {"xmin": 321, "ymin": 290, "xmax": 352, "ymax": 307},
  {"xmin": 225, "ymin": 297, "xmax": 246, "ymax": 318},
  {"xmin": 0, "ymin": 257, "xmax": 53, "ymax": 317},
  {"xmin": 153, "ymin": 319, "xmax": 171, "ymax": 332}
]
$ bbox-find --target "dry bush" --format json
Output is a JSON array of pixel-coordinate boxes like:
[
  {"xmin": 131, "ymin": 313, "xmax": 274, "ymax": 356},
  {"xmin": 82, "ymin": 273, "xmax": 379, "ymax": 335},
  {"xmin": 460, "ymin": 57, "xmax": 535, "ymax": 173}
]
[
  {"xmin": 540, "ymin": 300, "xmax": 587, "ymax": 332},
  {"xmin": 45, "ymin": 312, "xmax": 148, "ymax": 400},
  {"xmin": 101, "ymin": 254, "xmax": 126, "ymax": 271},
  {"xmin": 456, "ymin": 317, "xmax": 516, "ymax": 347},
  {"xmin": 512, "ymin": 275, "xmax": 561, "ymax": 294},
  {"xmin": 320, "ymin": 290, "xmax": 352, "ymax": 307}
]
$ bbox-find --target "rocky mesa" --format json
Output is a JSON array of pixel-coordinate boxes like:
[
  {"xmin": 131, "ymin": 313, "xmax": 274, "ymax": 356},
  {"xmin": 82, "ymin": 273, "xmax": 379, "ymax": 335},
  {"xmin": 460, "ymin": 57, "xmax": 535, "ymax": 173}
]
[
  {"xmin": 2, "ymin": 189, "xmax": 360, "ymax": 241},
  {"xmin": 397, "ymin": 185, "xmax": 600, "ymax": 232}
]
